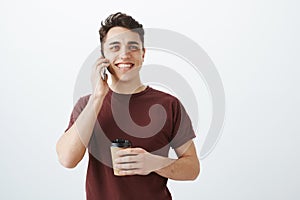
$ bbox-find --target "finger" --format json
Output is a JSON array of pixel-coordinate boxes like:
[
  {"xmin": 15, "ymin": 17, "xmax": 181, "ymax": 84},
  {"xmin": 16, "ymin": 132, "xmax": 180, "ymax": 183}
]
[
  {"xmin": 98, "ymin": 61, "xmax": 110, "ymax": 71},
  {"xmin": 94, "ymin": 58, "xmax": 105, "ymax": 67},
  {"xmin": 96, "ymin": 56, "xmax": 106, "ymax": 62},
  {"xmin": 118, "ymin": 170, "xmax": 137, "ymax": 176},
  {"xmin": 94, "ymin": 58, "xmax": 110, "ymax": 70},
  {"xmin": 96, "ymin": 64, "xmax": 109, "ymax": 80},
  {"xmin": 115, "ymin": 155, "xmax": 137, "ymax": 163},
  {"xmin": 95, "ymin": 61, "xmax": 108, "ymax": 72},
  {"xmin": 116, "ymin": 148, "xmax": 145, "ymax": 156},
  {"xmin": 99, "ymin": 66, "xmax": 106, "ymax": 80},
  {"xmin": 115, "ymin": 163, "xmax": 140, "ymax": 170},
  {"xmin": 119, "ymin": 168, "xmax": 142, "ymax": 175}
]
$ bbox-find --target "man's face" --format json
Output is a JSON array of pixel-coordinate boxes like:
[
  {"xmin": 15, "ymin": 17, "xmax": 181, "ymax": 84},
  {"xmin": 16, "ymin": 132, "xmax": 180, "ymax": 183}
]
[{"xmin": 102, "ymin": 26, "xmax": 145, "ymax": 81}]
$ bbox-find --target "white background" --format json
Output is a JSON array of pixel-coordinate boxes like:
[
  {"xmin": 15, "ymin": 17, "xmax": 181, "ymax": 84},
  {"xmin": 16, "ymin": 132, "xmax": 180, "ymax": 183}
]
[{"xmin": 1, "ymin": 0, "xmax": 299, "ymax": 199}]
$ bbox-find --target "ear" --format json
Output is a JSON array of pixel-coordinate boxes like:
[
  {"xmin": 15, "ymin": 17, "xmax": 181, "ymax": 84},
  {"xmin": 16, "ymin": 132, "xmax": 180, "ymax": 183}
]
[{"xmin": 142, "ymin": 48, "xmax": 146, "ymax": 58}]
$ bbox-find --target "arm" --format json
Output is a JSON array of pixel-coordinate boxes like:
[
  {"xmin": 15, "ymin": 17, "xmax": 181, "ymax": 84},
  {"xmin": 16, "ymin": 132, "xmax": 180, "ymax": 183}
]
[
  {"xmin": 56, "ymin": 57, "xmax": 110, "ymax": 168},
  {"xmin": 115, "ymin": 140, "xmax": 200, "ymax": 180},
  {"xmin": 56, "ymin": 96, "xmax": 105, "ymax": 168},
  {"xmin": 155, "ymin": 140, "xmax": 200, "ymax": 180}
]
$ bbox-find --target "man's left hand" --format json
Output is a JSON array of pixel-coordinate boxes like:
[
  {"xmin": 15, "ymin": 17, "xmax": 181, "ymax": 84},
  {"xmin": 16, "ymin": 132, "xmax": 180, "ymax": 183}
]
[{"xmin": 114, "ymin": 148, "xmax": 171, "ymax": 176}]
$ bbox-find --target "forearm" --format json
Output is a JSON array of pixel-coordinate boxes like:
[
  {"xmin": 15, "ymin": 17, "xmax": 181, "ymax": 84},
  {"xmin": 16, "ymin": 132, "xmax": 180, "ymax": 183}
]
[
  {"xmin": 56, "ymin": 95, "xmax": 104, "ymax": 168},
  {"xmin": 115, "ymin": 141, "xmax": 200, "ymax": 179},
  {"xmin": 154, "ymin": 155, "xmax": 200, "ymax": 181}
]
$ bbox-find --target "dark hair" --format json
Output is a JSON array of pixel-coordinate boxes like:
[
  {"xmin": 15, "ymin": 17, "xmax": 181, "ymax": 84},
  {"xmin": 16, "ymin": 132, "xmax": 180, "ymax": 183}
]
[{"xmin": 99, "ymin": 12, "xmax": 144, "ymax": 55}]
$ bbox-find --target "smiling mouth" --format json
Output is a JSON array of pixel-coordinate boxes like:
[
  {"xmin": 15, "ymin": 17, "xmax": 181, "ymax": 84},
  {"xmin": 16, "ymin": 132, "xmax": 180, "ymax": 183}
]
[{"xmin": 115, "ymin": 63, "xmax": 134, "ymax": 70}]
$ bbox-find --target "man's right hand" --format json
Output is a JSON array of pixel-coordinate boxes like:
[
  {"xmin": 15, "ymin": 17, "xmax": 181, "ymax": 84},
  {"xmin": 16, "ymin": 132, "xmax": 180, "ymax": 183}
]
[{"xmin": 91, "ymin": 56, "xmax": 110, "ymax": 100}]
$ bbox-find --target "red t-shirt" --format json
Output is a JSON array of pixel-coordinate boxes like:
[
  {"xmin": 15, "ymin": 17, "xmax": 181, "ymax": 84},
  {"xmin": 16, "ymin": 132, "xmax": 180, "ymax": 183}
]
[{"xmin": 66, "ymin": 86, "xmax": 196, "ymax": 200}]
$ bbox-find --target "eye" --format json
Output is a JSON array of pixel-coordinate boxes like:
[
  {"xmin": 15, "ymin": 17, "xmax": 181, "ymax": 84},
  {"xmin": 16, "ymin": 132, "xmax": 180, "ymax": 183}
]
[
  {"xmin": 128, "ymin": 45, "xmax": 139, "ymax": 51},
  {"xmin": 110, "ymin": 45, "xmax": 120, "ymax": 51}
]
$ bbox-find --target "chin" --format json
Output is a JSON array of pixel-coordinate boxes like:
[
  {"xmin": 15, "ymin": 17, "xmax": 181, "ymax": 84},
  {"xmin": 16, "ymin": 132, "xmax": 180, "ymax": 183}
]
[
  {"xmin": 115, "ymin": 67, "xmax": 141, "ymax": 82},
  {"xmin": 117, "ymin": 74, "xmax": 136, "ymax": 82}
]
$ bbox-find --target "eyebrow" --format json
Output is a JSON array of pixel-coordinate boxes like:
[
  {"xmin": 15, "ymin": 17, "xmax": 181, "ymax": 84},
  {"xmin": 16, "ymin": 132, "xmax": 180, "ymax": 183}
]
[
  {"xmin": 128, "ymin": 41, "xmax": 139, "ymax": 45},
  {"xmin": 108, "ymin": 41, "xmax": 120, "ymax": 46},
  {"xmin": 108, "ymin": 41, "xmax": 140, "ymax": 46}
]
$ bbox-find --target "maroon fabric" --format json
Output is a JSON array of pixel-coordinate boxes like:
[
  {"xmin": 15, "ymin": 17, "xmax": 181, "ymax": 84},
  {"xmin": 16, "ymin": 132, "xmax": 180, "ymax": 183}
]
[{"xmin": 66, "ymin": 86, "xmax": 196, "ymax": 200}]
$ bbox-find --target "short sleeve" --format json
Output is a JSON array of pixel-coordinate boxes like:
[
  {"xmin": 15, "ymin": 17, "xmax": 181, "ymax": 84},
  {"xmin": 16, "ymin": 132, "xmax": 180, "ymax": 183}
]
[
  {"xmin": 65, "ymin": 95, "xmax": 90, "ymax": 132},
  {"xmin": 170, "ymin": 99, "xmax": 196, "ymax": 149}
]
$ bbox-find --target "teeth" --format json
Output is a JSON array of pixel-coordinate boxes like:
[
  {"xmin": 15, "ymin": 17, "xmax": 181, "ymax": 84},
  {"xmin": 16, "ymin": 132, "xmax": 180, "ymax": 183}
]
[{"xmin": 117, "ymin": 64, "xmax": 132, "ymax": 68}]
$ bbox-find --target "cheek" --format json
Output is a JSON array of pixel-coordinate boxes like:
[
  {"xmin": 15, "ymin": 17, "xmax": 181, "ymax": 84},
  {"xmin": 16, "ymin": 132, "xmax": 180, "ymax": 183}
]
[
  {"xmin": 139, "ymin": 56, "xmax": 145, "ymax": 64},
  {"xmin": 103, "ymin": 51, "xmax": 117, "ymax": 62},
  {"xmin": 106, "ymin": 56, "xmax": 116, "ymax": 63},
  {"xmin": 133, "ymin": 53, "xmax": 144, "ymax": 63}
]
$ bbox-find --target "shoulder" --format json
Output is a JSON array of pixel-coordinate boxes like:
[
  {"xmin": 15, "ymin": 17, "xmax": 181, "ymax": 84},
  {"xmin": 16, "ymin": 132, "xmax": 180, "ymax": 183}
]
[
  {"xmin": 145, "ymin": 87, "xmax": 184, "ymax": 113},
  {"xmin": 147, "ymin": 87, "xmax": 180, "ymax": 103},
  {"xmin": 74, "ymin": 94, "xmax": 91, "ymax": 110}
]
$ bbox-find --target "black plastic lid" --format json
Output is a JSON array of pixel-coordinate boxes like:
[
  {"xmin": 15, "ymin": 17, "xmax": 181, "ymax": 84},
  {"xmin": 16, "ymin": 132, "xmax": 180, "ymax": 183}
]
[{"xmin": 111, "ymin": 139, "xmax": 132, "ymax": 148}]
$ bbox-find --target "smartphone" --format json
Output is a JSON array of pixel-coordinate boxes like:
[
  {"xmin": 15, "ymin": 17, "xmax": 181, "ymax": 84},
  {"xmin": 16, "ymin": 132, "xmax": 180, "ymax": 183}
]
[
  {"xmin": 100, "ymin": 49, "xmax": 108, "ymax": 81},
  {"xmin": 100, "ymin": 66, "xmax": 107, "ymax": 81}
]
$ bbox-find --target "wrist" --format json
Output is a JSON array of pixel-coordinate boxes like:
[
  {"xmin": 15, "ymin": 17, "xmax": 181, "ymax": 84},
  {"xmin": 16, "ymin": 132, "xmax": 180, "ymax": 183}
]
[
  {"xmin": 88, "ymin": 94, "xmax": 105, "ymax": 114},
  {"xmin": 152, "ymin": 155, "xmax": 175, "ymax": 173}
]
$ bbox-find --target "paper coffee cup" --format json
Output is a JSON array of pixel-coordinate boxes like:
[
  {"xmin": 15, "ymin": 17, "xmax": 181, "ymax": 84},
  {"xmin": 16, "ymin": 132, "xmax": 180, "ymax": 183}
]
[{"xmin": 111, "ymin": 139, "xmax": 132, "ymax": 176}]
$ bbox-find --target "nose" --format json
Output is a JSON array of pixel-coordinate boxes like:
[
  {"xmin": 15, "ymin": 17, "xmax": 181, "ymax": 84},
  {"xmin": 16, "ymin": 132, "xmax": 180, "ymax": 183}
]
[{"xmin": 119, "ymin": 46, "xmax": 131, "ymax": 59}]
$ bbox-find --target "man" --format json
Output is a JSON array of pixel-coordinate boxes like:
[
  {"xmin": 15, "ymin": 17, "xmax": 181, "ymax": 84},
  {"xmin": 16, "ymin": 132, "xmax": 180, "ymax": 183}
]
[{"xmin": 56, "ymin": 12, "xmax": 200, "ymax": 200}]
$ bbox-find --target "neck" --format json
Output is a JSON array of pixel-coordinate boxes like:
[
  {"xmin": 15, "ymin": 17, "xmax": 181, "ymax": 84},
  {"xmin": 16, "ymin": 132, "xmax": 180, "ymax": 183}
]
[{"xmin": 110, "ymin": 77, "xmax": 146, "ymax": 94}]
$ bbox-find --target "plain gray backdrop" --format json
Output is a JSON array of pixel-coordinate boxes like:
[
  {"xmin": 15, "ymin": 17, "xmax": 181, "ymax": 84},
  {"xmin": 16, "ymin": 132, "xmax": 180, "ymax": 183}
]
[{"xmin": 0, "ymin": 0, "xmax": 299, "ymax": 199}]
